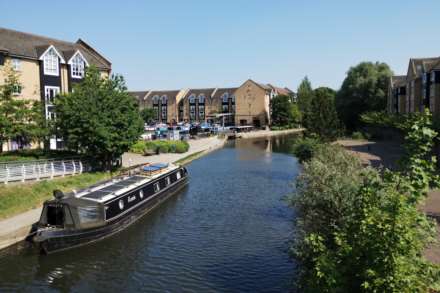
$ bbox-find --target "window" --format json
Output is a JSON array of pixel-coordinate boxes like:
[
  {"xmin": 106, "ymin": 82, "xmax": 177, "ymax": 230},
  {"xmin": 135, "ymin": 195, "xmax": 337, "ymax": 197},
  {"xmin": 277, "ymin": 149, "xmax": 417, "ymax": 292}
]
[
  {"xmin": 165, "ymin": 177, "xmax": 171, "ymax": 186},
  {"xmin": 119, "ymin": 199, "xmax": 124, "ymax": 210},
  {"xmin": 198, "ymin": 95, "xmax": 205, "ymax": 104},
  {"xmin": 153, "ymin": 95, "xmax": 159, "ymax": 104},
  {"xmin": 12, "ymin": 84, "xmax": 22, "ymax": 95},
  {"xmin": 161, "ymin": 95, "xmax": 168, "ymax": 105},
  {"xmin": 161, "ymin": 104, "xmax": 167, "ymax": 121},
  {"xmin": 222, "ymin": 104, "xmax": 229, "ymax": 113},
  {"xmin": 432, "ymin": 72, "xmax": 436, "ymax": 82},
  {"xmin": 189, "ymin": 94, "xmax": 196, "ymax": 104},
  {"xmin": 222, "ymin": 93, "xmax": 229, "ymax": 103},
  {"xmin": 190, "ymin": 105, "xmax": 196, "ymax": 120},
  {"xmin": 44, "ymin": 86, "xmax": 60, "ymax": 120},
  {"xmin": 231, "ymin": 95, "xmax": 236, "ymax": 103},
  {"xmin": 176, "ymin": 171, "xmax": 181, "ymax": 180},
  {"xmin": 139, "ymin": 190, "xmax": 144, "ymax": 199},
  {"xmin": 198, "ymin": 104, "xmax": 205, "ymax": 120},
  {"xmin": 43, "ymin": 48, "xmax": 59, "ymax": 76},
  {"xmin": 71, "ymin": 53, "xmax": 85, "ymax": 78},
  {"xmin": 12, "ymin": 58, "xmax": 21, "ymax": 71},
  {"xmin": 153, "ymin": 182, "xmax": 160, "ymax": 193}
]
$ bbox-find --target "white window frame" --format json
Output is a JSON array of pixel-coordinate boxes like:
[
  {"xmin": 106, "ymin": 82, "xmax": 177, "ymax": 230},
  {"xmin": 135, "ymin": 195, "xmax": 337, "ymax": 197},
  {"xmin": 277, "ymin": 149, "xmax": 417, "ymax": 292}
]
[
  {"xmin": 165, "ymin": 177, "xmax": 171, "ymax": 186},
  {"xmin": 153, "ymin": 182, "xmax": 160, "ymax": 193},
  {"xmin": 176, "ymin": 171, "xmax": 181, "ymax": 180},
  {"xmin": 39, "ymin": 45, "xmax": 65, "ymax": 77},
  {"xmin": 44, "ymin": 86, "xmax": 60, "ymax": 120},
  {"xmin": 68, "ymin": 51, "xmax": 88, "ymax": 79},
  {"xmin": 12, "ymin": 58, "xmax": 21, "ymax": 71},
  {"xmin": 12, "ymin": 84, "xmax": 22, "ymax": 95}
]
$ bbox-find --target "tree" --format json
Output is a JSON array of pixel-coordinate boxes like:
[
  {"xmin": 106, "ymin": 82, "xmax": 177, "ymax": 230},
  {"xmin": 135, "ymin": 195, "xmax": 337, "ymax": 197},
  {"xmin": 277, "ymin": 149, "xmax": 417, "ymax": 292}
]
[
  {"xmin": 55, "ymin": 66, "xmax": 143, "ymax": 170},
  {"xmin": 271, "ymin": 95, "xmax": 301, "ymax": 128},
  {"xmin": 0, "ymin": 63, "xmax": 47, "ymax": 152},
  {"xmin": 290, "ymin": 111, "xmax": 440, "ymax": 292},
  {"xmin": 307, "ymin": 87, "xmax": 341, "ymax": 141},
  {"xmin": 336, "ymin": 62, "xmax": 393, "ymax": 132},
  {"xmin": 296, "ymin": 76, "xmax": 314, "ymax": 127},
  {"xmin": 139, "ymin": 107, "xmax": 156, "ymax": 124}
]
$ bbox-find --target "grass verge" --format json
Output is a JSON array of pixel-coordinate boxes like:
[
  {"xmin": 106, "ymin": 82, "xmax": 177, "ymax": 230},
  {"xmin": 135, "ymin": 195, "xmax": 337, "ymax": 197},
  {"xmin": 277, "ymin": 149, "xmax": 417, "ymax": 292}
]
[
  {"xmin": 0, "ymin": 172, "xmax": 111, "ymax": 220},
  {"xmin": 174, "ymin": 151, "xmax": 205, "ymax": 166}
]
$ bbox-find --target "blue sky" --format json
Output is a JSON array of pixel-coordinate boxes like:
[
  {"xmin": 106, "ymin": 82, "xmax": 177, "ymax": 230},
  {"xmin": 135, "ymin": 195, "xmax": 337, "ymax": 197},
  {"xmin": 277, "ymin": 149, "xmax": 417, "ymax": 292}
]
[{"xmin": 1, "ymin": 0, "xmax": 440, "ymax": 91}]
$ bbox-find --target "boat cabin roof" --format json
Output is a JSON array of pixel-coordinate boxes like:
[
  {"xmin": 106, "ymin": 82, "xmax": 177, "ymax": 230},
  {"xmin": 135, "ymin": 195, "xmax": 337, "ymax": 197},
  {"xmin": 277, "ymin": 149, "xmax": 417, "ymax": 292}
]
[{"xmin": 74, "ymin": 163, "xmax": 179, "ymax": 204}]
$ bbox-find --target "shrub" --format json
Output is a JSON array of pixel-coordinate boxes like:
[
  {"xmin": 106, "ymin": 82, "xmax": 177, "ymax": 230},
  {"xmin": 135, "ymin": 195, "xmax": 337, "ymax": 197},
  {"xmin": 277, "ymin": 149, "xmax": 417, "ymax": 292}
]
[
  {"xmin": 291, "ymin": 136, "xmax": 322, "ymax": 163},
  {"xmin": 130, "ymin": 140, "xmax": 190, "ymax": 155},
  {"xmin": 351, "ymin": 131, "xmax": 365, "ymax": 140},
  {"xmin": 290, "ymin": 111, "xmax": 440, "ymax": 292}
]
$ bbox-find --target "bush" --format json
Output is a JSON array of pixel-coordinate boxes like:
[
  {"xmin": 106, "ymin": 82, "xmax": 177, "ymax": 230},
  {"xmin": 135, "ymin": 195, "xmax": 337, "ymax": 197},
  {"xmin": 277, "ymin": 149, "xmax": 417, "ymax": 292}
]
[
  {"xmin": 291, "ymin": 136, "xmax": 322, "ymax": 163},
  {"xmin": 290, "ymin": 111, "xmax": 440, "ymax": 292},
  {"xmin": 351, "ymin": 131, "xmax": 365, "ymax": 140},
  {"xmin": 130, "ymin": 140, "xmax": 189, "ymax": 155}
]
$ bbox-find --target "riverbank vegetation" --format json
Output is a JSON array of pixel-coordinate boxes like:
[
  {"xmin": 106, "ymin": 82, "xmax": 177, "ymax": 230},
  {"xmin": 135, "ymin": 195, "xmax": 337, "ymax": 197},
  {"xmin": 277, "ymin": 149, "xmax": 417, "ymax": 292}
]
[
  {"xmin": 270, "ymin": 94, "xmax": 302, "ymax": 129},
  {"xmin": 130, "ymin": 140, "xmax": 189, "ymax": 155},
  {"xmin": 0, "ymin": 172, "xmax": 111, "ymax": 219},
  {"xmin": 55, "ymin": 67, "xmax": 144, "ymax": 170},
  {"xmin": 290, "ymin": 111, "xmax": 440, "ymax": 292}
]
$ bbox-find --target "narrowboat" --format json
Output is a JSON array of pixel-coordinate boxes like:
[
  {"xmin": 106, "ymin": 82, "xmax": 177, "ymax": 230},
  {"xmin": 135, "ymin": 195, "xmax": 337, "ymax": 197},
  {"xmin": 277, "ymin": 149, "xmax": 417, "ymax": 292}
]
[{"xmin": 32, "ymin": 163, "xmax": 188, "ymax": 254}]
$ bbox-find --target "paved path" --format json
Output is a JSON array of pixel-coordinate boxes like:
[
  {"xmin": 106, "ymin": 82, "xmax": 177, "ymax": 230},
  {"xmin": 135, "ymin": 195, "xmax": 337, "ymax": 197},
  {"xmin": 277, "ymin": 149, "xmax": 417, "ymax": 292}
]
[{"xmin": 122, "ymin": 136, "xmax": 226, "ymax": 167}]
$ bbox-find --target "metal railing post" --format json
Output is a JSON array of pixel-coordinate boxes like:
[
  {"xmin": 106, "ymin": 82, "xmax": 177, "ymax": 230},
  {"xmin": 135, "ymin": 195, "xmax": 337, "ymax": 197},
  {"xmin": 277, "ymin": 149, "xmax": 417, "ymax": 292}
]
[
  {"xmin": 21, "ymin": 164, "xmax": 25, "ymax": 182},
  {"xmin": 62, "ymin": 161, "xmax": 66, "ymax": 177},
  {"xmin": 50, "ymin": 162, "xmax": 54, "ymax": 179},
  {"xmin": 5, "ymin": 167, "xmax": 9, "ymax": 184}
]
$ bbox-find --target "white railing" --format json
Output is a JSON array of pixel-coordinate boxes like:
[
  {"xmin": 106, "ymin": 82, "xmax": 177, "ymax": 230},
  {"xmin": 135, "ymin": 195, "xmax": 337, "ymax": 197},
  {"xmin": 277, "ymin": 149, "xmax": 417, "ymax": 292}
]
[{"xmin": 0, "ymin": 158, "xmax": 89, "ymax": 184}]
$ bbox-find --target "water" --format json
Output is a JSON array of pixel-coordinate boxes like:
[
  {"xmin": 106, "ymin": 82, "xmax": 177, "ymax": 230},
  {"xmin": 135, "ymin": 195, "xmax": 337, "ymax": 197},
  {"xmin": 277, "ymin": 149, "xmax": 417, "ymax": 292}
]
[{"xmin": 0, "ymin": 135, "xmax": 300, "ymax": 292}]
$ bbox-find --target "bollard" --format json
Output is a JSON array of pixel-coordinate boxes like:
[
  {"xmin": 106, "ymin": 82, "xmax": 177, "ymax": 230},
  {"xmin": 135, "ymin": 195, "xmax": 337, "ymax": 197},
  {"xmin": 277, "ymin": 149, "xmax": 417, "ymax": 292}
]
[
  {"xmin": 22, "ymin": 164, "xmax": 25, "ymax": 182},
  {"xmin": 62, "ymin": 161, "xmax": 66, "ymax": 177},
  {"xmin": 50, "ymin": 162, "xmax": 54, "ymax": 179},
  {"xmin": 72, "ymin": 160, "xmax": 76, "ymax": 174}
]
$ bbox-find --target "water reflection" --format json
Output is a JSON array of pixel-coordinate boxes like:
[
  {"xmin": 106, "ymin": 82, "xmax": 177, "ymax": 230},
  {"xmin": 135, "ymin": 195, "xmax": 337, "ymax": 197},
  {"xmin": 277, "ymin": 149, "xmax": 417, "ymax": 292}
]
[{"xmin": 0, "ymin": 135, "xmax": 300, "ymax": 293}]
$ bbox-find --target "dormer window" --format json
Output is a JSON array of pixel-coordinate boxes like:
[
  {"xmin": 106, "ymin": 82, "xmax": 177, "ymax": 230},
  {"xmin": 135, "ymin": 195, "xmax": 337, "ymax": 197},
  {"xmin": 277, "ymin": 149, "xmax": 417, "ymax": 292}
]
[
  {"xmin": 161, "ymin": 95, "xmax": 168, "ymax": 105},
  {"xmin": 198, "ymin": 94, "xmax": 205, "ymax": 104},
  {"xmin": 70, "ymin": 53, "xmax": 86, "ymax": 78},
  {"xmin": 43, "ymin": 48, "xmax": 59, "ymax": 76},
  {"xmin": 222, "ymin": 93, "xmax": 229, "ymax": 103},
  {"xmin": 189, "ymin": 94, "xmax": 196, "ymax": 104},
  {"xmin": 153, "ymin": 95, "xmax": 159, "ymax": 104}
]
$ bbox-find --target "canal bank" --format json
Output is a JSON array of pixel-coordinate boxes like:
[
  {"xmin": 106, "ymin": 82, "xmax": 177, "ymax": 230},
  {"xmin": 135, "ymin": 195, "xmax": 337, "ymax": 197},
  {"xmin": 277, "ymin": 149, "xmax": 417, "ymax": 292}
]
[
  {"xmin": 0, "ymin": 134, "xmax": 299, "ymax": 292},
  {"xmin": 0, "ymin": 136, "xmax": 227, "ymax": 252}
]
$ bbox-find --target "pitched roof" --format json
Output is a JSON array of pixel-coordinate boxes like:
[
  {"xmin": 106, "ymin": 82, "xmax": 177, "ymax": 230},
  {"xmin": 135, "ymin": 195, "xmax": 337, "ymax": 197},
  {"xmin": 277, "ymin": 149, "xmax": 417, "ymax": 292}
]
[
  {"xmin": 147, "ymin": 90, "xmax": 181, "ymax": 99},
  {"xmin": 184, "ymin": 88, "xmax": 217, "ymax": 98},
  {"xmin": 129, "ymin": 91, "xmax": 149, "ymax": 102},
  {"xmin": 390, "ymin": 75, "xmax": 406, "ymax": 87},
  {"xmin": 211, "ymin": 87, "xmax": 238, "ymax": 99},
  {"xmin": 0, "ymin": 27, "xmax": 111, "ymax": 70},
  {"xmin": 267, "ymin": 84, "xmax": 294, "ymax": 96},
  {"xmin": 408, "ymin": 57, "xmax": 439, "ymax": 78}
]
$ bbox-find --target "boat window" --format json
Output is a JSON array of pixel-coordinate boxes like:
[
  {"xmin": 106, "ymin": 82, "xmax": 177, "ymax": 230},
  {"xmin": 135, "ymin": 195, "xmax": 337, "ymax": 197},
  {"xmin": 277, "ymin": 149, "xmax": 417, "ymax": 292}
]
[
  {"xmin": 139, "ymin": 190, "xmax": 144, "ymax": 199},
  {"xmin": 78, "ymin": 206, "xmax": 100, "ymax": 224},
  {"xmin": 46, "ymin": 205, "xmax": 65, "ymax": 227},
  {"xmin": 119, "ymin": 199, "xmax": 124, "ymax": 210},
  {"xmin": 154, "ymin": 182, "xmax": 160, "ymax": 193},
  {"xmin": 165, "ymin": 177, "xmax": 171, "ymax": 185},
  {"xmin": 176, "ymin": 171, "xmax": 181, "ymax": 180}
]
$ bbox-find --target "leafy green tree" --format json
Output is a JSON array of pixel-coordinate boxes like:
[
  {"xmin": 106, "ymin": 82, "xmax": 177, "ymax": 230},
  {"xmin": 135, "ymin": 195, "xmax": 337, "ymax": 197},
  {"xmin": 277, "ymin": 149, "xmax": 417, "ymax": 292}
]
[
  {"xmin": 139, "ymin": 107, "xmax": 156, "ymax": 124},
  {"xmin": 271, "ymin": 95, "xmax": 301, "ymax": 128},
  {"xmin": 55, "ymin": 66, "xmax": 143, "ymax": 170},
  {"xmin": 336, "ymin": 62, "xmax": 393, "ymax": 132},
  {"xmin": 296, "ymin": 76, "xmax": 314, "ymax": 127},
  {"xmin": 307, "ymin": 87, "xmax": 341, "ymax": 141},
  {"xmin": 0, "ymin": 63, "xmax": 47, "ymax": 152},
  {"xmin": 290, "ymin": 111, "xmax": 440, "ymax": 292}
]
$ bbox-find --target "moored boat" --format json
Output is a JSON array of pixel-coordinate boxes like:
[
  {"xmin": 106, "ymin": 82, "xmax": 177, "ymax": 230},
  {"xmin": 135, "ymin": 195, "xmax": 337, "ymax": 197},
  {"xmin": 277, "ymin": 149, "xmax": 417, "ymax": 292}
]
[{"xmin": 32, "ymin": 163, "xmax": 188, "ymax": 254}]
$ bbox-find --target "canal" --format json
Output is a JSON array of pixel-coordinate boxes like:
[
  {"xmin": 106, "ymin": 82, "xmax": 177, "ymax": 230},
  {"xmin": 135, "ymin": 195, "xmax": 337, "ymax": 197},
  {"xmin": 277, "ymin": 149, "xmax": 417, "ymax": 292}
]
[{"xmin": 0, "ymin": 135, "xmax": 300, "ymax": 292}]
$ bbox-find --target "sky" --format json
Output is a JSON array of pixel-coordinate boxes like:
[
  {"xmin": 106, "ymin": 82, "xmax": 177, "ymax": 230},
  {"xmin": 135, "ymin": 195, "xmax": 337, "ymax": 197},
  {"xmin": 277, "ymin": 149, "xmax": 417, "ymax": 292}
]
[{"xmin": 1, "ymin": 0, "xmax": 440, "ymax": 91}]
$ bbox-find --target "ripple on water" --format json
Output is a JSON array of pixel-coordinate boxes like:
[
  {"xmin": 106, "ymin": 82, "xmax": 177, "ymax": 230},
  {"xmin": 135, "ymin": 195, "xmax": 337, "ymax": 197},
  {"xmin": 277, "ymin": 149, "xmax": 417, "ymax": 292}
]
[{"xmin": 0, "ymin": 136, "xmax": 299, "ymax": 293}]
